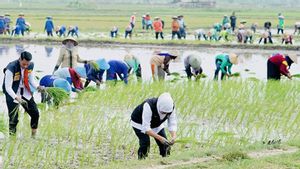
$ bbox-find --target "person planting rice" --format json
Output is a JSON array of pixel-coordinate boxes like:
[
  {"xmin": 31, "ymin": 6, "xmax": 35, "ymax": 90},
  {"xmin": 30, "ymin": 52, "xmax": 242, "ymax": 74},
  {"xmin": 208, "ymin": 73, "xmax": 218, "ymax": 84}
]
[
  {"xmin": 84, "ymin": 58, "xmax": 110, "ymax": 87},
  {"xmin": 55, "ymin": 25, "xmax": 66, "ymax": 37},
  {"xmin": 214, "ymin": 53, "xmax": 238, "ymax": 80},
  {"xmin": 106, "ymin": 60, "xmax": 129, "ymax": 84},
  {"xmin": 67, "ymin": 25, "xmax": 79, "ymax": 37},
  {"xmin": 53, "ymin": 37, "xmax": 88, "ymax": 72},
  {"xmin": 124, "ymin": 54, "xmax": 142, "ymax": 80},
  {"xmin": 53, "ymin": 67, "xmax": 87, "ymax": 92},
  {"xmin": 184, "ymin": 54, "xmax": 203, "ymax": 79},
  {"xmin": 267, "ymin": 53, "xmax": 298, "ymax": 80},
  {"xmin": 39, "ymin": 75, "xmax": 71, "ymax": 103},
  {"xmin": 282, "ymin": 33, "xmax": 293, "ymax": 45},
  {"xmin": 131, "ymin": 92, "xmax": 177, "ymax": 159},
  {"xmin": 2, "ymin": 51, "xmax": 45, "ymax": 137},
  {"xmin": 150, "ymin": 51, "xmax": 178, "ymax": 81}
]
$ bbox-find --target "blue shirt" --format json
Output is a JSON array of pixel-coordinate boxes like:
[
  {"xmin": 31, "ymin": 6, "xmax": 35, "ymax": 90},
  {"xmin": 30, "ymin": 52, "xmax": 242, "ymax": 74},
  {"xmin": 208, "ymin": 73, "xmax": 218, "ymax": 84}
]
[
  {"xmin": 107, "ymin": 60, "xmax": 128, "ymax": 84},
  {"xmin": 84, "ymin": 64, "xmax": 105, "ymax": 82},
  {"xmin": 45, "ymin": 19, "xmax": 54, "ymax": 32},
  {"xmin": 16, "ymin": 17, "xmax": 26, "ymax": 30},
  {"xmin": 0, "ymin": 18, "xmax": 5, "ymax": 29}
]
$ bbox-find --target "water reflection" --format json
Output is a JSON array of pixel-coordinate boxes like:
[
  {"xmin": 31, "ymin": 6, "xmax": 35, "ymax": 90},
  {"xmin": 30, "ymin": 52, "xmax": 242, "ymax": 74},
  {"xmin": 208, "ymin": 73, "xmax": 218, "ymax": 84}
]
[{"xmin": 0, "ymin": 43, "xmax": 299, "ymax": 84}]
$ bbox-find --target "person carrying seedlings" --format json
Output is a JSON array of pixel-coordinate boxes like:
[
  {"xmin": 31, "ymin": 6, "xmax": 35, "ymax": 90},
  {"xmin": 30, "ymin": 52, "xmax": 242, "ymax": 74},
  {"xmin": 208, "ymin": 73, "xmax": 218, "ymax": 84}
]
[
  {"xmin": 124, "ymin": 53, "xmax": 142, "ymax": 80},
  {"xmin": 2, "ymin": 51, "xmax": 45, "ymax": 137},
  {"xmin": 131, "ymin": 92, "xmax": 177, "ymax": 159},
  {"xmin": 106, "ymin": 60, "xmax": 129, "ymax": 84},
  {"xmin": 171, "ymin": 16, "xmax": 181, "ymax": 40},
  {"xmin": 15, "ymin": 13, "xmax": 26, "ymax": 36},
  {"xmin": 44, "ymin": 16, "xmax": 54, "ymax": 37},
  {"xmin": 214, "ymin": 53, "xmax": 238, "ymax": 80},
  {"xmin": 55, "ymin": 25, "xmax": 66, "ymax": 37},
  {"xmin": 277, "ymin": 13, "xmax": 284, "ymax": 34},
  {"xmin": 53, "ymin": 67, "xmax": 86, "ymax": 92},
  {"xmin": 53, "ymin": 37, "xmax": 88, "ymax": 72},
  {"xmin": 184, "ymin": 54, "xmax": 203, "ymax": 79},
  {"xmin": 39, "ymin": 75, "xmax": 72, "ymax": 103},
  {"xmin": 282, "ymin": 33, "xmax": 293, "ymax": 45},
  {"xmin": 84, "ymin": 58, "xmax": 110, "ymax": 87},
  {"xmin": 267, "ymin": 53, "xmax": 298, "ymax": 80},
  {"xmin": 150, "ymin": 51, "xmax": 178, "ymax": 80},
  {"xmin": 153, "ymin": 17, "xmax": 164, "ymax": 40}
]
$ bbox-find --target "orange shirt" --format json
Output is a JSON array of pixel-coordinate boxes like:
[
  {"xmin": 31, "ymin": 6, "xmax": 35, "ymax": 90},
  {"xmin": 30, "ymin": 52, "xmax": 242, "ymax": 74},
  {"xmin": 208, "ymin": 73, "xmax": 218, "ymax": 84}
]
[
  {"xmin": 153, "ymin": 20, "xmax": 163, "ymax": 32},
  {"xmin": 172, "ymin": 20, "xmax": 180, "ymax": 31}
]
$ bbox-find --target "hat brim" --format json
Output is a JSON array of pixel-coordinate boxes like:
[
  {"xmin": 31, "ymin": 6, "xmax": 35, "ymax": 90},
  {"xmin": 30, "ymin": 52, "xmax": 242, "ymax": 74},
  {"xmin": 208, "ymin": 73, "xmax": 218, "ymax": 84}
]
[
  {"xmin": 229, "ymin": 54, "xmax": 238, "ymax": 65},
  {"xmin": 96, "ymin": 59, "xmax": 110, "ymax": 70},
  {"xmin": 62, "ymin": 38, "xmax": 78, "ymax": 46}
]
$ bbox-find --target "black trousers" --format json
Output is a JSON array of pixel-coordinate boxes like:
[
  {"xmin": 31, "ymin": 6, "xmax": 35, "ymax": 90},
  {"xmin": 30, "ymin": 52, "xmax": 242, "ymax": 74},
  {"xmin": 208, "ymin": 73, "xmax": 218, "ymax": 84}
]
[
  {"xmin": 6, "ymin": 96, "xmax": 40, "ymax": 135},
  {"xmin": 185, "ymin": 65, "xmax": 193, "ymax": 79},
  {"xmin": 214, "ymin": 60, "xmax": 227, "ymax": 80},
  {"xmin": 155, "ymin": 32, "xmax": 164, "ymax": 39},
  {"xmin": 47, "ymin": 31, "xmax": 53, "ymax": 36},
  {"xmin": 267, "ymin": 60, "xmax": 281, "ymax": 80},
  {"xmin": 172, "ymin": 31, "xmax": 181, "ymax": 39},
  {"xmin": 133, "ymin": 127, "xmax": 170, "ymax": 159}
]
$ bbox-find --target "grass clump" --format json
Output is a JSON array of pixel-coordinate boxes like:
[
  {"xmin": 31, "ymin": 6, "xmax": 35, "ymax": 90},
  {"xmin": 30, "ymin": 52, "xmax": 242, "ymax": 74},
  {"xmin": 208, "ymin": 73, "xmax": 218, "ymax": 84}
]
[{"xmin": 222, "ymin": 151, "xmax": 249, "ymax": 162}]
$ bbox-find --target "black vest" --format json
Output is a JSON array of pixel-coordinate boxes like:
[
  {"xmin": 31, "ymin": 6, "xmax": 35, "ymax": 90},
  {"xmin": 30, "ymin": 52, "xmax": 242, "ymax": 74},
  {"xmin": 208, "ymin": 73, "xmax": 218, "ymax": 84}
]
[
  {"xmin": 2, "ymin": 60, "xmax": 34, "ymax": 102},
  {"xmin": 131, "ymin": 98, "xmax": 172, "ymax": 128}
]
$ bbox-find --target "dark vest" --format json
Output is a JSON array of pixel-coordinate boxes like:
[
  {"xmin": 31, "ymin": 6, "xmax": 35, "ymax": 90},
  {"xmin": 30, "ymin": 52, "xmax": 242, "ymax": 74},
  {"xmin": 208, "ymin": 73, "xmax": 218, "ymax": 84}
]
[
  {"xmin": 2, "ymin": 60, "xmax": 34, "ymax": 101},
  {"xmin": 131, "ymin": 98, "xmax": 173, "ymax": 129}
]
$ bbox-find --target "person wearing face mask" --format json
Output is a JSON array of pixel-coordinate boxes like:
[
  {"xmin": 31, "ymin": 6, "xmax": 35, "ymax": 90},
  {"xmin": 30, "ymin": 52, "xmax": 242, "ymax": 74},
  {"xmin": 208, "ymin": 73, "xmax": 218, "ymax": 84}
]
[
  {"xmin": 131, "ymin": 92, "xmax": 177, "ymax": 159},
  {"xmin": 267, "ymin": 53, "xmax": 298, "ymax": 80},
  {"xmin": 2, "ymin": 51, "xmax": 45, "ymax": 137},
  {"xmin": 53, "ymin": 37, "xmax": 88, "ymax": 73},
  {"xmin": 184, "ymin": 54, "xmax": 203, "ymax": 79}
]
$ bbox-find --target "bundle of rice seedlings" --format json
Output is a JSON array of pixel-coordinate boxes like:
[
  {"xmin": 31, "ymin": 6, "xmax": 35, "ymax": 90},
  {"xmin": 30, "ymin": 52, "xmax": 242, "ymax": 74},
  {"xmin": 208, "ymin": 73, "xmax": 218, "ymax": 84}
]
[
  {"xmin": 90, "ymin": 61, "xmax": 100, "ymax": 71},
  {"xmin": 170, "ymin": 72, "xmax": 180, "ymax": 77},
  {"xmin": 292, "ymin": 74, "xmax": 300, "ymax": 78},
  {"xmin": 195, "ymin": 74, "xmax": 207, "ymax": 81},
  {"xmin": 45, "ymin": 87, "xmax": 69, "ymax": 106},
  {"xmin": 82, "ymin": 86, "xmax": 98, "ymax": 92},
  {"xmin": 231, "ymin": 72, "xmax": 240, "ymax": 77}
]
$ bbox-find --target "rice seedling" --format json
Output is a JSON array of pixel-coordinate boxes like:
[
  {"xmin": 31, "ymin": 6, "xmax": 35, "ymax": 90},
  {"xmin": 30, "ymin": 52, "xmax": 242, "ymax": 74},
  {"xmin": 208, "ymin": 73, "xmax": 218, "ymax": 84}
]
[
  {"xmin": 45, "ymin": 87, "xmax": 69, "ymax": 106},
  {"xmin": 1, "ymin": 80, "xmax": 300, "ymax": 168}
]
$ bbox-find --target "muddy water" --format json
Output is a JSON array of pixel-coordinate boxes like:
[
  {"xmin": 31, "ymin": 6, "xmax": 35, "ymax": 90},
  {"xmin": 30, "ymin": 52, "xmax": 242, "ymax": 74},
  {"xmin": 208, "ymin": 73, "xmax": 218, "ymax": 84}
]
[{"xmin": 0, "ymin": 43, "xmax": 299, "ymax": 82}]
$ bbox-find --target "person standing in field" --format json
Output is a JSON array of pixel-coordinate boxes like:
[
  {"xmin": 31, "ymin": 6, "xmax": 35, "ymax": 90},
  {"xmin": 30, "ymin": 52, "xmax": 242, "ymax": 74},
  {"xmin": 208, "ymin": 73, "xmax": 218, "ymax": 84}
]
[
  {"xmin": 145, "ymin": 13, "xmax": 153, "ymax": 30},
  {"xmin": 184, "ymin": 54, "xmax": 203, "ymax": 79},
  {"xmin": 130, "ymin": 12, "xmax": 136, "ymax": 29},
  {"xmin": 4, "ymin": 13, "xmax": 11, "ymax": 35},
  {"xmin": 267, "ymin": 53, "xmax": 298, "ymax": 80},
  {"xmin": 44, "ymin": 16, "xmax": 54, "ymax": 37},
  {"xmin": 131, "ymin": 92, "xmax": 177, "ymax": 159},
  {"xmin": 214, "ymin": 53, "xmax": 238, "ymax": 80},
  {"xmin": 171, "ymin": 16, "xmax": 181, "ymax": 40},
  {"xmin": 16, "ymin": 13, "xmax": 26, "ymax": 36},
  {"xmin": 53, "ymin": 37, "xmax": 88, "ymax": 72},
  {"xmin": 2, "ymin": 51, "xmax": 45, "ymax": 137},
  {"xmin": 0, "ymin": 15, "xmax": 5, "ymax": 35},
  {"xmin": 125, "ymin": 24, "xmax": 133, "ymax": 39},
  {"xmin": 277, "ymin": 13, "xmax": 284, "ymax": 34},
  {"xmin": 153, "ymin": 17, "xmax": 164, "ymax": 40},
  {"xmin": 150, "ymin": 51, "xmax": 178, "ymax": 80},
  {"xmin": 230, "ymin": 12, "xmax": 237, "ymax": 32},
  {"xmin": 141, "ymin": 15, "xmax": 146, "ymax": 30},
  {"xmin": 177, "ymin": 15, "xmax": 186, "ymax": 39}
]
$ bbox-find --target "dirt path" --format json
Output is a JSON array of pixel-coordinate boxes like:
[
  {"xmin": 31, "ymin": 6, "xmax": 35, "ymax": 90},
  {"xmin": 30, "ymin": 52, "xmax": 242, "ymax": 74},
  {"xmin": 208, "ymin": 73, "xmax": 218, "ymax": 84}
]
[{"xmin": 145, "ymin": 147, "xmax": 299, "ymax": 169}]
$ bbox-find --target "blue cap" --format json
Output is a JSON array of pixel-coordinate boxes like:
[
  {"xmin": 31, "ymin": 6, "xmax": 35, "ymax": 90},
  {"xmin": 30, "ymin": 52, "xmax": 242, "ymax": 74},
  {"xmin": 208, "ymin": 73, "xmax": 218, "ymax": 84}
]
[
  {"xmin": 53, "ymin": 78, "xmax": 71, "ymax": 93},
  {"xmin": 74, "ymin": 67, "xmax": 87, "ymax": 78},
  {"xmin": 96, "ymin": 58, "xmax": 110, "ymax": 70}
]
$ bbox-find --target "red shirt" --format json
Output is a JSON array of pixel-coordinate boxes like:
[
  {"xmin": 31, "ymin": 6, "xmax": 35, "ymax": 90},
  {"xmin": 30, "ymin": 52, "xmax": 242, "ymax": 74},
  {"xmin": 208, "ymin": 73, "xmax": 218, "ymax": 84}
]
[{"xmin": 268, "ymin": 54, "xmax": 289, "ymax": 76}]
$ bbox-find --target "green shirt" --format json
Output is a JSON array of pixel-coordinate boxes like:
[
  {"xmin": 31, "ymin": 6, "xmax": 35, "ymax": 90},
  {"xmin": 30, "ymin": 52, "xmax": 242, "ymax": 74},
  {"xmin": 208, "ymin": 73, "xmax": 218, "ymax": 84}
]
[{"xmin": 215, "ymin": 54, "xmax": 232, "ymax": 74}]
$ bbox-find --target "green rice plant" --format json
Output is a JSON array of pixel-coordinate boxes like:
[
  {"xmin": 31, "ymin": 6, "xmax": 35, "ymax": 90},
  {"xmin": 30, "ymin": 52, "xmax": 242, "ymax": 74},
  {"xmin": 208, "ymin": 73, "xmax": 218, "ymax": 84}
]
[{"xmin": 45, "ymin": 87, "xmax": 69, "ymax": 106}]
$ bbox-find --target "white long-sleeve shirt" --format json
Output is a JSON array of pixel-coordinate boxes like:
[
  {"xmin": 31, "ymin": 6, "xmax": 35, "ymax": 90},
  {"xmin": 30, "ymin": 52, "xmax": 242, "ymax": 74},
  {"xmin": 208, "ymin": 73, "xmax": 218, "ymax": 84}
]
[
  {"xmin": 131, "ymin": 102, "xmax": 177, "ymax": 134},
  {"xmin": 4, "ymin": 68, "xmax": 37, "ymax": 102}
]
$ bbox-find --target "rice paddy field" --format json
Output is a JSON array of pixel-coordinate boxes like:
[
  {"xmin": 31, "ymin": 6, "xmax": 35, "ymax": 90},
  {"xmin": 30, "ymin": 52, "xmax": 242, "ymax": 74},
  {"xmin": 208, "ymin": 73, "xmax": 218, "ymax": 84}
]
[{"xmin": 1, "ymin": 1, "xmax": 300, "ymax": 169}]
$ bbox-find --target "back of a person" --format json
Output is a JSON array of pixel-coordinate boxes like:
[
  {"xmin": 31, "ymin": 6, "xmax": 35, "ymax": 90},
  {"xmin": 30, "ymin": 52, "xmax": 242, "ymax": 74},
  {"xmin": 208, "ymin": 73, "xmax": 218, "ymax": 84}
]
[
  {"xmin": 269, "ymin": 54, "xmax": 284, "ymax": 65},
  {"xmin": 150, "ymin": 54, "xmax": 165, "ymax": 66},
  {"xmin": 108, "ymin": 60, "xmax": 127, "ymax": 74}
]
